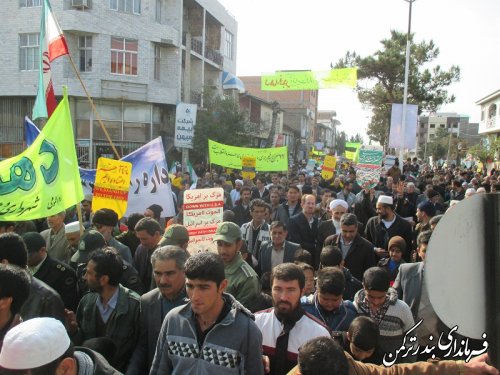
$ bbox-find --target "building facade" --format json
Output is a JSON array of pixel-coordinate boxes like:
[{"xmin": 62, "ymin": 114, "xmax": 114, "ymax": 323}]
[
  {"xmin": 240, "ymin": 76, "xmax": 318, "ymax": 162},
  {"xmin": 0, "ymin": 0, "xmax": 237, "ymax": 166},
  {"xmin": 476, "ymin": 89, "xmax": 500, "ymax": 137}
]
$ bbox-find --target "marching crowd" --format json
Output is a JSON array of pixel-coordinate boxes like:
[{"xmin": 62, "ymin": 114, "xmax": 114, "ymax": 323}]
[{"xmin": 0, "ymin": 157, "xmax": 498, "ymax": 375}]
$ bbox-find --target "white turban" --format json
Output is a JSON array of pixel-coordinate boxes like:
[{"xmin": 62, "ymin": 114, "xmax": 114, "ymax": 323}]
[{"xmin": 329, "ymin": 199, "xmax": 348, "ymax": 210}]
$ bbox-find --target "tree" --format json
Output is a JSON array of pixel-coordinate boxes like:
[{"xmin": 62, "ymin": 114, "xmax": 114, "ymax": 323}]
[
  {"xmin": 468, "ymin": 136, "xmax": 500, "ymax": 164},
  {"xmin": 349, "ymin": 133, "xmax": 364, "ymax": 144},
  {"xmin": 333, "ymin": 30, "xmax": 460, "ymax": 148},
  {"xmin": 191, "ymin": 90, "xmax": 251, "ymax": 163}
]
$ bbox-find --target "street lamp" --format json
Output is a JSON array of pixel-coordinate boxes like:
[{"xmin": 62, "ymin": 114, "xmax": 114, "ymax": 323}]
[{"xmin": 399, "ymin": 0, "xmax": 416, "ymax": 171}]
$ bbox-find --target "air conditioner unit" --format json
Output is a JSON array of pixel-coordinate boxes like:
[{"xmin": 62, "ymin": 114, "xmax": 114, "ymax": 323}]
[{"xmin": 72, "ymin": 0, "xmax": 90, "ymax": 9}]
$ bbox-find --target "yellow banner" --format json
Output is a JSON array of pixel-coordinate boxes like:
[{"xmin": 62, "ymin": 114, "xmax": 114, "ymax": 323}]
[
  {"xmin": 241, "ymin": 156, "xmax": 256, "ymax": 180},
  {"xmin": 261, "ymin": 68, "xmax": 357, "ymax": 91},
  {"xmin": 321, "ymin": 156, "xmax": 337, "ymax": 180},
  {"xmin": 0, "ymin": 93, "xmax": 83, "ymax": 220},
  {"xmin": 208, "ymin": 140, "xmax": 288, "ymax": 171},
  {"xmin": 92, "ymin": 158, "xmax": 132, "ymax": 218}
]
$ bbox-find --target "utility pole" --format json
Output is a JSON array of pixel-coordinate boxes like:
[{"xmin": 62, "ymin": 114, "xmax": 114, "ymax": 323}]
[
  {"xmin": 399, "ymin": 0, "xmax": 416, "ymax": 171},
  {"xmin": 182, "ymin": 32, "xmax": 191, "ymax": 173},
  {"xmin": 266, "ymin": 101, "xmax": 280, "ymax": 147}
]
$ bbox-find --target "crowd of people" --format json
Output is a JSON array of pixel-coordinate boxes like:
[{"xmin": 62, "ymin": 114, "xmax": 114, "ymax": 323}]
[{"xmin": 0, "ymin": 157, "xmax": 498, "ymax": 375}]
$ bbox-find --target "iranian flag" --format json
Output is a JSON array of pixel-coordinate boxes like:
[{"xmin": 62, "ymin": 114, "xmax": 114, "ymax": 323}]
[{"xmin": 33, "ymin": 0, "xmax": 69, "ymax": 120}]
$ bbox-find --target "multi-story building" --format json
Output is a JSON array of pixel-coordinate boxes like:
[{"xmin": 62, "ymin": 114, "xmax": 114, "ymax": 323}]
[
  {"xmin": 476, "ymin": 89, "xmax": 500, "ymax": 137},
  {"xmin": 316, "ymin": 110, "xmax": 339, "ymax": 154},
  {"xmin": 0, "ymin": 0, "xmax": 237, "ymax": 166},
  {"xmin": 238, "ymin": 93, "xmax": 283, "ymax": 148},
  {"xmin": 240, "ymin": 76, "xmax": 318, "ymax": 162},
  {"xmin": 417, "ymin": 112, "xmax": 479, "ymax": 157}
]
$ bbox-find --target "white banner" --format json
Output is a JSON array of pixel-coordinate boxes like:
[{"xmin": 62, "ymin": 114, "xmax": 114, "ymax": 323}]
[{"xmin": 174, "ymin": 103, "xmax": 197, "ymax": 149}]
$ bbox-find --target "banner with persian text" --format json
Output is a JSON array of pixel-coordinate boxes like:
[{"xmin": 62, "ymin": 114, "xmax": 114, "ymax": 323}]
[
  {"xmin": 0, "ymin": 94, "xmax": 83, "ymax": 220},
  {"xmin": 208, "ymin": 140, "xmax": 288, "ymax": 171},
  {"xmin": 261, "ymin": 68, "xmax": 357, "ymax": 91}
]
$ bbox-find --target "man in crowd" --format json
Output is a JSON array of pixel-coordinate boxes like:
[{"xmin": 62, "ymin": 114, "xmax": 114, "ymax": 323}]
[
  {"xmin": 115, "ymin": 213, "xmax": 145, "ymax": 257},
  {"xmin": 150, "ymin": 252, "xmax": 264, "ymax": 374},
  {"xmin": 365, "ymin": 195, "xmax": 413, "ymax": 261},
  {"xmin": 232, "ymin": 186, "xmax": 252, "ymax": 226},
  {"xmin": 127, "ymin": 246, "xmax": 188, "ymax": 374},
  {"xmin": 324, "ymin": 213, "xmax": 376, "ymax": 281},
  {"xmin": 317, "ymin": 199, "xmax": 348, "ymax": 257},
  {"xmin": 337, "ymin": 180, "xmax": 356, "ymax": 211},
  {"xmin": 41, "ymin": 211, "xmax": 71, "ymax": 263},
  {"xmin": 65, "ymin": 221, "xmax": 82, "ymax": 258},
  {"xmin": 301, "ymin": 267, "xmax": 357, "ymax": 332},
  {"xmin": 66, "ymin": 248, "xmax": 140, "ymax": 371},
  {"xmin": 158, "ymin": 223, "xmax": 190, "ymax": 251},
  {"xmin": 92, "ymin": 208, "xmax": 133, "ymax": 263},
  {"xmin": 0, "ymin": 317, "xmax": 120, "ymax": 374},
  {"xmin": 258, "ymin": 221, "xmax": 300, "ymax": 276},
  {"xmin": 255, "ymin": 263, "xmax": 330, "ymax": 374},
  {"xmin": 287, "ymin": 194, "xmax": 319, "ymax": 267},
  {"xmin": 0, "ymin": 233, "xmax": 65, "ymax": 324},
  {"xmin": 241, "ymin": 198, "xmax": 271, "ymax": 264},
  {"xmin": 133, "ymin": 217, "xmax": 163, "ymax": 291},
  {"xmin": 230, "ymin": 179, "xmax": 243, "ymax": 207},
  {"xmin": 252, "ymin": 177, "xmax": 270, "ymax": 200},
  {"xmin": 0, "ymin": 264, "xmax": 30, "ymax": 350},
  {"xmin": 23, "ymin": 232, "xmax": 78, "ymax": 311},
  {"xmin": 214, "ymin": 221, "xmax": 260, "ymax": 309},
  {"xmin": 276, "ymin": 185, "xmax": 302, "ymax": 225}
]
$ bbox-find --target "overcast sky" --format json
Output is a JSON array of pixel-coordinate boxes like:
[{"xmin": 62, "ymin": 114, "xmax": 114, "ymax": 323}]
[{"xmin": 218, "ymin": 0, "xmax": 499, "ymax": 138}]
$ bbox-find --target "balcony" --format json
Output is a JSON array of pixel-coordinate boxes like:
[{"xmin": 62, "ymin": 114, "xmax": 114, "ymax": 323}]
[
  {"xmin": 182, "ymin": 33, "xmax": 203, "ymax": 55},
  {"xmin": 205, "ymin": 46, "xmax": 223, "ymax": 66}
]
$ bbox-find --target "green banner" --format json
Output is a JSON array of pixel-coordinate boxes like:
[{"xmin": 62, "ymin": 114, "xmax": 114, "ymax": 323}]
[
  {"xmin": 261, "ymin": 68, "xmax": 357, "ymax": 91},
  {"xmin": 0, "ymin": 93, "xmax": 84, "ymax": 220},
  {"xmin": 345, "ymin": 142, "xmax": 361, "ymax": 162},
  {"xmin": 208, "ymin": 140, "xmax": 288, "ymax": 171}
]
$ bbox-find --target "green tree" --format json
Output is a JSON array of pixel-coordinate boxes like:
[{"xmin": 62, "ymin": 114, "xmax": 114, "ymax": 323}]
[
  {"xmin": 333, "ymin": 30, "xmax": 460, "ymax": 148},
  {"xmin": 426, "ymin": 128, "xmax": 450, "ymax": 160},
  {"xmin": 469, "ymin": 136, "xmax": 500, "ymax": 164},
  {"xmin": 191, "ymin": 91, "xmax": 251, "ymax": 162},
  {"xmin": 349, "ymin": 133, "xmax": 364, "ymax": 144}
]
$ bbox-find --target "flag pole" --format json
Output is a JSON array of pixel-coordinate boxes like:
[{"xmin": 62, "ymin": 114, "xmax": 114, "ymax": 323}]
[{"xmin": 66, "ymin": 54, "xmax": 121, "ymax": 160}]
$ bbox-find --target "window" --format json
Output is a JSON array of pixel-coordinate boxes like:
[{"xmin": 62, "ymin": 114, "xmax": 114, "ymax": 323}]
[
  {"xmin": 110, "ymin": 37, "xmax": 138, "ymax": 76},
  {"xmin": 79, "ymin": 36, "xmax": 92, "ymax": 72},
  {"xmin": 20, "ymin": 0, "xmax": 42, "ymax": 7},
  {"xmin": 109, "ymin": 0, "xmax": 141, "ymax": 14},
  {"xmin": 453, "ymin": 123, "xmax": 458, "ymax": 128},
  {"xmin": 19, "ymin": 33, "xmax": 39, "ymax": 71},
  {"xmin": 154, "ymin": 45, "xmax": 161, "ymax": 80},
  {"xmin": 224, "ymin": 30, "xmax": 233, "ymax": 59},
  {"xmin": 430, "ymin": 124, "xmax": 435, "ymax": 128},
  {"xmin": 440, "ymin": 124, "xmax": 445, "ymax": 128}
]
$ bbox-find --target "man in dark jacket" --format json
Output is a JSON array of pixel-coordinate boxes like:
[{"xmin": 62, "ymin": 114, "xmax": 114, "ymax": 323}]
[
  {"xmin": 365, "ymin": 195, "xmax": 413, "ymax": 262},
  {"xmin": 23, "ymin": 232, "xmax": 78, "ymax": 311},
  {"xmin": 287, "ymin": 194, "xmax": 319, "ymax": 267},
  {"xmin": 323, "ymin": 214, "xmax": 376, "ymax": 281},
  {"xmin": 0, "ymin": 233, "xmax": 66, "ymax": 325},
  {"xmin": 232, "ymin": 186, "xmax": 253, "ymax": 226},
  {"xmin": 66, "ymin": 248, "xmax": 140, "ymax": 371}
]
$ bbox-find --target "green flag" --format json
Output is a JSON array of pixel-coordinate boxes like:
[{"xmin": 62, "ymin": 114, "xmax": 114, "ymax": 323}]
[
  {"xmin": 0, "ymin": 91, "xmax": 83, "ymax": 220},
  {"xmin": 345, "ymin": 142, "xmax": 361, "ymax": 162}
]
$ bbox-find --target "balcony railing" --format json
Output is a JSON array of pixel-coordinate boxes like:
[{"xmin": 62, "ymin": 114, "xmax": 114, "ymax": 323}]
[{"xmin": 205, "ymin": 46, "xmax": 223, "ymax": 66}]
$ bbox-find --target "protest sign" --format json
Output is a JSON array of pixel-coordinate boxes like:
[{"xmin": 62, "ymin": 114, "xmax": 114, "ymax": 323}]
[
  {"xmin": 183, "ymin": 188, "xmax": 224, "ymax": 255},
  {"xmin": 356, "ymin": 145, "xmax": 384, "ymax": 189},
  {"xmin": 389, "ymin": 103, "xmax": 418, "ymax": 150},
  {"xmin": 78, "ymin": 137, "xmax": 175, "ymax": 217},
  {"xmin": 345, "ymin": 142, "xmax": 361, "ymax": 161},
  {"xmin": 0, "ymin": 93, "xmax": 83, "ymax": 220},
  {"xmin": 321, "ymin": 155, "xmax": 337, "ymax": 180},
  {"xmin": 208, "ymin": 140, "xmax": 288, "ymax": 171},
  {"xmin": 261, "ymin": 68, "xmax": 357, "ymax": 91},
  {"xmin": 241, "ymin": 156, "xmax": 256, "ymax": 180},
  {"xmin": 174, "ymin": 102, "xmax": 197, "ymax": 149},
  {"xmin": 92, "ymin": 158, "xmax": 132, "ymax": 218}
]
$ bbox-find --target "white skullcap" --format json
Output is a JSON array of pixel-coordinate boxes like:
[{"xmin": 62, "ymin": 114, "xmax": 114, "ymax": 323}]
[
  {"xmin": 235, "ymin": 179, "xmax": 243, "ymax": 185},
  {"xmin": 329, "ymin": 199, "xmax": 348, "ymax": 210},
  {"xmin": 465, "ymin": 188, "xmax": 476, "ymax": 197},
  {"xmin": 0, "ymin": 318, "xmax": 70, "ymax": 370},
  {"xmin": 377, "ymin": 195, "xmax": 394, "ymax": 206},
  {"xmin": 83, "ymin": 193, "xmax": 93, "ymax": 202},
  {"xmin": 65, "ymin": 221, "xmax": 81, "ymax": 234}
]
